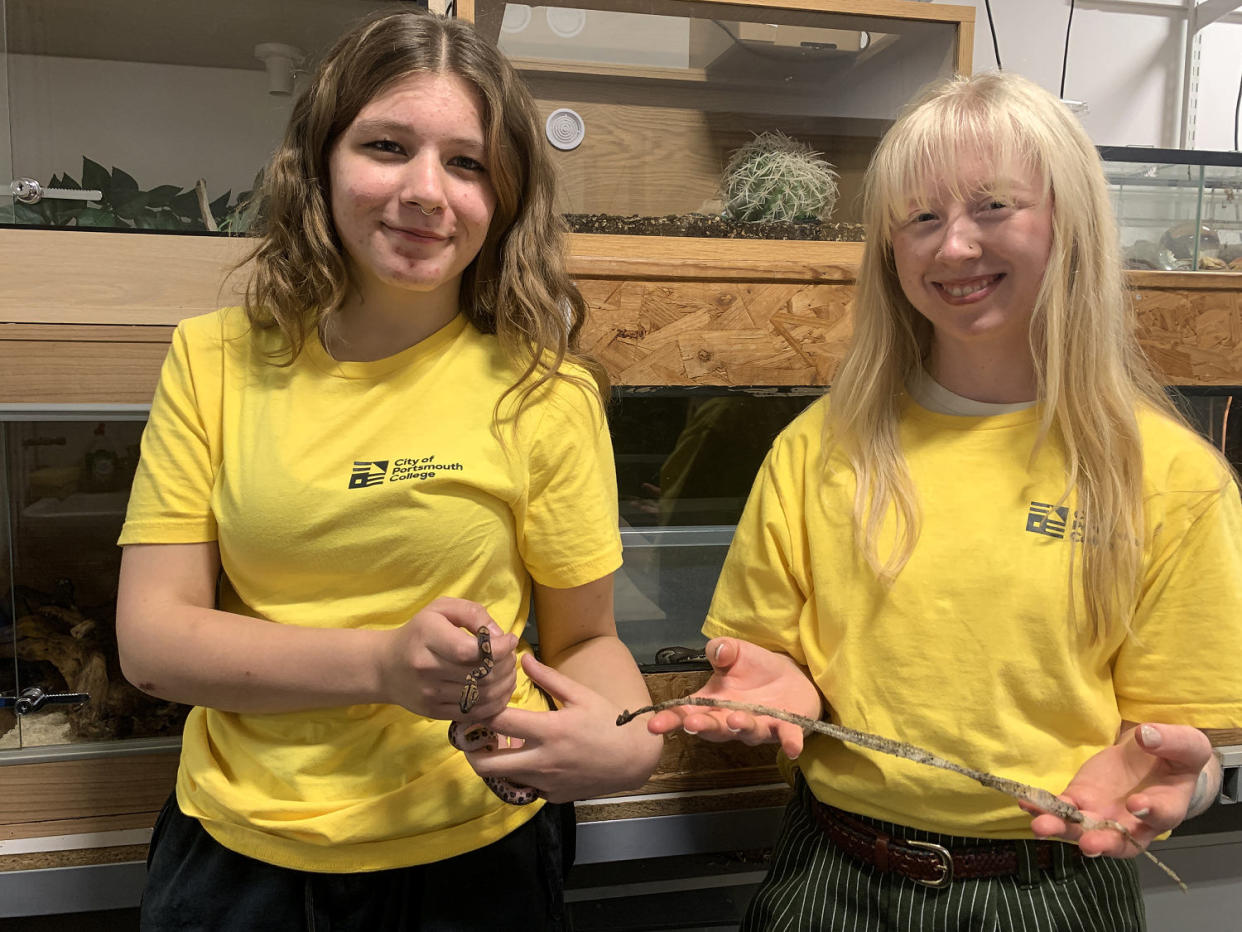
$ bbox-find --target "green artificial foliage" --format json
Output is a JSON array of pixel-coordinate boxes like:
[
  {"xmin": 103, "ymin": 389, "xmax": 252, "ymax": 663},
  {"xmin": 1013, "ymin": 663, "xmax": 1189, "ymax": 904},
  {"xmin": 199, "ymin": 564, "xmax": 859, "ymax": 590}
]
[
  {"xmin": 720, "ymin": 131, "xmax": 840, "ymax": 223},
  {"xmin": 10, "ymin": 156, "xmax": 263, "ymax": 233}
]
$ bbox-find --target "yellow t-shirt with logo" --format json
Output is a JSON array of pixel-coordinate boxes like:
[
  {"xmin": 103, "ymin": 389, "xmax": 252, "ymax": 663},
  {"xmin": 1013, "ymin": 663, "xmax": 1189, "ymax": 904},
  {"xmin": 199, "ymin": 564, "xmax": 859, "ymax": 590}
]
[
  {"xmin": 119, "ymin": 307, "xmax": 622, "ymax": 872},
  {"xmin": 704, "ymin": 394, "xmax": 1242, "ymax": 838}
]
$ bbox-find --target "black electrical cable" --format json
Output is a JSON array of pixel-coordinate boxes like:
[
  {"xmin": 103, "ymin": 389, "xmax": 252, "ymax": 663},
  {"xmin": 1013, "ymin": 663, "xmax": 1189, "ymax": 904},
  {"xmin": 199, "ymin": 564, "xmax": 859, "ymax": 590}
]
[
  {"xmin": 1060, "ymin": 0, "xmax": 1076, "ymax": 99},
  {"xmin": 982, "ymin": 0, "xmax": 1003, "ymax": 70},
  {"xmin": 1235, "ymin": 65, "xmax": 1241, "ymax": 151}
]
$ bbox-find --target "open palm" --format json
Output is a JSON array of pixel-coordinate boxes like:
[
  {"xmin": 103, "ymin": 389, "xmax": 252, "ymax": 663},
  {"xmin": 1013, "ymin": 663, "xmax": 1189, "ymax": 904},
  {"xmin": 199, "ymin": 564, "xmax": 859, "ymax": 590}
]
[{"xmin": 648, "ymin": 637, "xmax": 823, "ymax": 759}]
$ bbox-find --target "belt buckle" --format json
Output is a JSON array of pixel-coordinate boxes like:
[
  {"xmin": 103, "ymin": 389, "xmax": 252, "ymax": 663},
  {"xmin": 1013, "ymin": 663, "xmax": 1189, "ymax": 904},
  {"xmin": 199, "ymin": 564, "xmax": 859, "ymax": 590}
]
[{"xmin": 908, "ymin": 840, "xmax": 953, "ymax": 888}]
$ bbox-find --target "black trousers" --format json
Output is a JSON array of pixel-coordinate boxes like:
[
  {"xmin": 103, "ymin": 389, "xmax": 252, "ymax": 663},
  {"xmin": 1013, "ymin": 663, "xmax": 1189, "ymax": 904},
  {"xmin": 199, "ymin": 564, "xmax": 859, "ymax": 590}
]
[{"xmin": 140, "ymin": 795, "xmax": 576, "ymax": 932}]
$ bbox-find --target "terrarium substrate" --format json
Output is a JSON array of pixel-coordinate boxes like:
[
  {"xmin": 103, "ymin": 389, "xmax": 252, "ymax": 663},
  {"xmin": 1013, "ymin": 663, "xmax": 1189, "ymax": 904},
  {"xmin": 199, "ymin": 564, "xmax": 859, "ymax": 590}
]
[{"xmin": 565, "ymin": 213, "xmax": 864, "ymax": 242}]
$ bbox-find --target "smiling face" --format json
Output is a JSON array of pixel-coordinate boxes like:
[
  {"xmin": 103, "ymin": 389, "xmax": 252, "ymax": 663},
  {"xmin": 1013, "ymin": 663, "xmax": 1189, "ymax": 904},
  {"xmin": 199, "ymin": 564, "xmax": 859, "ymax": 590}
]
[
  {"xmin": 327, "ymin": 71, "xmax": 497, "ymax": 314},
  {"xmin": 890, "ymin": 152, "xmax": 1054, "ymax": 380}
]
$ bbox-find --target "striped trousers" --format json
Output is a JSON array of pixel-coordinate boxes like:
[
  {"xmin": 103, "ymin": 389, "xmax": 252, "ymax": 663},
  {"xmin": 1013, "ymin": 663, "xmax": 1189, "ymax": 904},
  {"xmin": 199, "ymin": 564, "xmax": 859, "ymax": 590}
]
[{"xmin": 742, "ymin": 779, "xmax": 1146, "ymax": 932}]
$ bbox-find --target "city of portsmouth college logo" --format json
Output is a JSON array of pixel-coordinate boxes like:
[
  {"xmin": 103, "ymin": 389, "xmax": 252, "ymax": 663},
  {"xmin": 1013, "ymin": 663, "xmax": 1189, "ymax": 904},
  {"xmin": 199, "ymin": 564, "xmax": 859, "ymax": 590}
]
[
  {"xmin": 1026, "ymin": 501, "xmax": 1084, "ymax": 541},
  {"xmin": 347, "ymin": 455, "xmax": 465, "ymax": 489},
  {"xmin": 349, "ymin": 460, "xmax": 388, "ymax": 489}
]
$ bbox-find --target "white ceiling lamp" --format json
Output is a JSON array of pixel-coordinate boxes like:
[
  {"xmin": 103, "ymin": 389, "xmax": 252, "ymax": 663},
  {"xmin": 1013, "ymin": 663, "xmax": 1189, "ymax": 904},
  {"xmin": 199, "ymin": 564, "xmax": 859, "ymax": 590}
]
[{"xmin": 254, "ymin": 43, "xmax": 305, "ymax": 97}]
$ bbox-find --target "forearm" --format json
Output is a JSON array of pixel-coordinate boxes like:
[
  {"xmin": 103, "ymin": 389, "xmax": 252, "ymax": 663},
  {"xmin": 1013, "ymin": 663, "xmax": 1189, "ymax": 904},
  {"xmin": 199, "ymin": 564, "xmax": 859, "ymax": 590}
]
[
  {"xmin": 542, "ymin": 632, "xmax": 652, "ymax": 712},
  {"xmin": 119, "ymin": 604, "xmax": 388, "ymax": 714}
]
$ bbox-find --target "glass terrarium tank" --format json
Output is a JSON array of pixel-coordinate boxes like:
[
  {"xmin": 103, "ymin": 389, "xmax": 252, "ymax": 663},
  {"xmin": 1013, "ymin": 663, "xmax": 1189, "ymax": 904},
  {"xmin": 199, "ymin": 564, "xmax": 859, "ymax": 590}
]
[
  {"xmin": 0, "ymin": 0, "xmax": 409, "ymax": 230},
  {"xmin": 464, "ymin": 0, "xmax": 972, "ymax": 241},
  {"xmin": 608, "ymin": 386, "xmax": 818, "ymax": 668},
  {"xmin": 3, "ymin": 389, "xmax": 1241, "ymax": 746},
  {"xmin": 1100, "ymin": 146, "xmax": 1242, "ymax": 272},
  {"xmin": 2, "ymin": 0, "xmax": 971, "ymax": 240},
  {"xmin": 0, "ymin": 410, "xmax": 188, "ymax": 751},
  {"xmin": 0, "ymin": 389, "xmax": 821, "ymax": 754}
]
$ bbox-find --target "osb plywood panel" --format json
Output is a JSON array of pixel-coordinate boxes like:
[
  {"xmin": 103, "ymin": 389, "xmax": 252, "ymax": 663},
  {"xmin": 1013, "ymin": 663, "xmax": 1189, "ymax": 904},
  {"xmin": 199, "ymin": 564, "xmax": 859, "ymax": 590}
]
[
  {"xmin": 580, "ymin": 280, "xmax": 1242, "ymax": 387},
  {"xmin": 1134, "ymin": 288, "xmax": 1242, "ymax": 385},
  {"xmin": 0, "ymin": 843, "xmax": 150, "ymax": 873},
  {"xmin": 580, "ymin": 280, "xmax": 854, "ymax": 386}
]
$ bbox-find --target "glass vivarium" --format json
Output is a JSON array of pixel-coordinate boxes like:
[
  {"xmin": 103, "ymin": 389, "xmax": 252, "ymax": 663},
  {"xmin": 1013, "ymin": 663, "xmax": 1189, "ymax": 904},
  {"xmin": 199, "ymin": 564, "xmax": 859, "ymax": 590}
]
[
  {"xmin": 467, "ymin": 0, "xmax": 971, "ymax": 241},
  {"xmin": 609, "ymin": 387, "xmax": 817, "ymax": 669},
  {"xmin": 1100, "ymin": 147, "xmax": 1242, "ymax": 272},
  {"xmin": 0, "ymin": 414, "xmax": 187, "ymax": 751},
  {"xmin": 0, "ymin": 0, "xmax": 408, "ymax": 230},
  {"xmin": 3, "ymin": 386, "xmax": 1240, "ymax": 748}
]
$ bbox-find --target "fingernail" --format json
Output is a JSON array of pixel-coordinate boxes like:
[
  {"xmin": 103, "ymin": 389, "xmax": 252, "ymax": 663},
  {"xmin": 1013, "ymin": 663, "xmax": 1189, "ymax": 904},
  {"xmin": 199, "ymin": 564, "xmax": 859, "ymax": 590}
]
[
  {"xmin": 1132, "ymin": 807, "xmax": 1151, "ymax": 819},
  {"xmin": 726, "ymin": 725, "xmax": 742, "ymax": 733},
  {"xmin": 713, "ymin": 642, "xmax": 726, "ymax": 663},
  {"xmin": 683, "ymin": 727, "xmax": 698, "ymax": 736},
  {"xmin": 1140, "ymin": 724, "xmax": 1161, "ymax": 748},
  {"xmin": 1083, "ymin": 850, "xmax": 1102, "ymax": 858}
]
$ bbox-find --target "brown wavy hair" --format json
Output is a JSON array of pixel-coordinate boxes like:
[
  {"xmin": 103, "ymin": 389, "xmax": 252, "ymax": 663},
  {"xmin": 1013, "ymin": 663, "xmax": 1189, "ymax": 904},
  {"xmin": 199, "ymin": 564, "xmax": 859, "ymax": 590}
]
[{"xmin": 238, "ymin": 9, "xmax": 603, "ymax": 402}]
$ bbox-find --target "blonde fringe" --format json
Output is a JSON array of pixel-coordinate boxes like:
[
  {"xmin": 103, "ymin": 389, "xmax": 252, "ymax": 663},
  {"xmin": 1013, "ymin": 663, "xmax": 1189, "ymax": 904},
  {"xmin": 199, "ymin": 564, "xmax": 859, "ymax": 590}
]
[{"xmin": 829, "ymin": 72, "xmax": 1203, "ymax": 643}]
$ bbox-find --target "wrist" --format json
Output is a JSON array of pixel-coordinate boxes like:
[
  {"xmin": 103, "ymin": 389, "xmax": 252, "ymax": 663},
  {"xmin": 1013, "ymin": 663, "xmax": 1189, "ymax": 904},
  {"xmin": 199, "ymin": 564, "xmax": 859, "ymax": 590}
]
[{"xmin": 361, "ymin": 627, "xmax": 396, "ymax": 705}]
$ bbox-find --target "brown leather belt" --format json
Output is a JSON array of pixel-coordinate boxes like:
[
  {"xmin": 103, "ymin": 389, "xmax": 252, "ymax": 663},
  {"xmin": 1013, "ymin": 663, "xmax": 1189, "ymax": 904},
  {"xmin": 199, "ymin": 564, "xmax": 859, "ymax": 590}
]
[{"xmin": 810, "ymin": 799, "xmax": 1077, "ymax": 888}]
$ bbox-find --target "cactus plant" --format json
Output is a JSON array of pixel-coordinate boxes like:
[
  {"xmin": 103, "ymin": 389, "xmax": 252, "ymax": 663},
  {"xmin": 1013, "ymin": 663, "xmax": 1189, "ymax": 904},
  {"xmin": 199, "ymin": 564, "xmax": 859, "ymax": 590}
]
[{"xmin": 720, "ymin": 131, "xmax": 839, "ymax": 223}]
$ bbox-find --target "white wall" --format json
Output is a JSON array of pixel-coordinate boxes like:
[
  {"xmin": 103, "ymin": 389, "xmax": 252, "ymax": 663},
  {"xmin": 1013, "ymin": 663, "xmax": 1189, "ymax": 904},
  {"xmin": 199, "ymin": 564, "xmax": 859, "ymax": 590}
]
[
  {"xmin": 1196, "ymin": 16, "xmax": 1242, "ymax": 150},
  {"xmin": 960, "ymin": 0, "xmax": 1241, "ymax": 150}
]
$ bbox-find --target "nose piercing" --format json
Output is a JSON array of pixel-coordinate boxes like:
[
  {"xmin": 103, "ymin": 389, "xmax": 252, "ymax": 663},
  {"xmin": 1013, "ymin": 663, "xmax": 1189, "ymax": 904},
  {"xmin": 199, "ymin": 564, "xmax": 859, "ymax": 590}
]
[
  {"xmin": 416, "ymin": 203, "xmax": 438, "ymax": 216},
  {"xmin": 937, "ymin": 241, "xmax": 980, "ymax": 258}
]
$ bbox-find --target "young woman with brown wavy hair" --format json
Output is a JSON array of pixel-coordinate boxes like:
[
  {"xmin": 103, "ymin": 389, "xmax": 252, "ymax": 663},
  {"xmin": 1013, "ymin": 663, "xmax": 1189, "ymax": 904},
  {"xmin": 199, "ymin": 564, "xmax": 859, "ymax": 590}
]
[
  {"xmin": 116, "ymin": 10, "xmax": 659, "ymax": 929},
  {"xmin": 650, "ymin": 72, "xmax": 1242, "ymax": 929}
]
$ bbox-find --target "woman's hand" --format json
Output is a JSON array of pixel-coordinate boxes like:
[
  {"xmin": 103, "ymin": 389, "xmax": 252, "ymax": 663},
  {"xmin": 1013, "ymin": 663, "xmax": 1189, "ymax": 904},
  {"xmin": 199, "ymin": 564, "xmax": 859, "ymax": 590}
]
[
  {"xmin": 1026, "ymin": 723, "xmax": 1217, "ymax": 857},
  {"xmin": 377, "ymin": 597, "xmax": 517, "ymax": 721},
  {"xmin": 464, "ymin": 653, "xmax": 662, "ymax": 803},
  {"xmin": 647, "ymin": 637, "xmax": 823, "ymax": 759}
]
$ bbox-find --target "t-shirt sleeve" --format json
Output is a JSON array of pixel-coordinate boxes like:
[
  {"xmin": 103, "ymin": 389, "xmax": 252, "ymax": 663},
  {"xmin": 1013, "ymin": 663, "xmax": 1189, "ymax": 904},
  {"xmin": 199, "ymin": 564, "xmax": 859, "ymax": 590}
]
[
  {"xmin": 702, "ymin": 441, "xmax": 809, "ymax": 665},
  {"xmin": 515, "ymin": 375, "xmax": 622, "ymax": 588},
  {"xmin": 1114, "ymin": 461, "xmax": 1242, "ymax": 729},
  {"xmin": 118, "ymin": 317, "xmax": 222, "ymax": 545}
]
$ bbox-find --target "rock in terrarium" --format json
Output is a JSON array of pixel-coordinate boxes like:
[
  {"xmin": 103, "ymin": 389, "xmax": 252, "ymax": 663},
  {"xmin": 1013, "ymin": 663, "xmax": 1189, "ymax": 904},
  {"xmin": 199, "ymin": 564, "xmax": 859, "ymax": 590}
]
[{"xmin": 720, "ymin": 131, "xmax": 840, "ymax": 223}]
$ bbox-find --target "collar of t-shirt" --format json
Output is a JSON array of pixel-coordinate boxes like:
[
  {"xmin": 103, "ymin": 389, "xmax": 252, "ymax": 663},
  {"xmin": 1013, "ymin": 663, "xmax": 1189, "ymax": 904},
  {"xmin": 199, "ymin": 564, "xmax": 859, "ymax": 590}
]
[{"xmin": 907, "ymin": 368, "xmax": 1038, "ymax": 417}]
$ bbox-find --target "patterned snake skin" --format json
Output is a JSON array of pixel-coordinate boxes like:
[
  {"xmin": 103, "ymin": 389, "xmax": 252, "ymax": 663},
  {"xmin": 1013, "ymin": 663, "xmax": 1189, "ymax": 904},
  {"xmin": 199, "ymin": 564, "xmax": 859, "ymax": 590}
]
[{"xmin": 447, "ymin": 626, "xmax": 541, "ymax": 806}]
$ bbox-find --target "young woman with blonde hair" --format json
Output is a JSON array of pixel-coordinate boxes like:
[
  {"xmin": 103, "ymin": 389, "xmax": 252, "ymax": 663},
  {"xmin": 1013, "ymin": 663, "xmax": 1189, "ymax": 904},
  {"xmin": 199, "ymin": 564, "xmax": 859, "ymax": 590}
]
[
  {"xmin": 117, "ymin": 10, "xmax": 660, "ymax": 929},
  {"xmin": 651, "ymin": 71, "xmax": 1242, "ymax": 929}
]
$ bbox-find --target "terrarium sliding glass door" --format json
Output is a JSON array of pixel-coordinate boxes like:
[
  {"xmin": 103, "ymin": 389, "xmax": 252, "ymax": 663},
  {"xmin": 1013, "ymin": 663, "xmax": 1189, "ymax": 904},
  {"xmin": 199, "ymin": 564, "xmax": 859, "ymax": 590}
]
[
  {"xmin": 463, "ymin": 0, "xmax": 971, "ymax": 242},
  {"xmin": 0, "ymin": 0, "xmax": 408, "ymax": 232}
]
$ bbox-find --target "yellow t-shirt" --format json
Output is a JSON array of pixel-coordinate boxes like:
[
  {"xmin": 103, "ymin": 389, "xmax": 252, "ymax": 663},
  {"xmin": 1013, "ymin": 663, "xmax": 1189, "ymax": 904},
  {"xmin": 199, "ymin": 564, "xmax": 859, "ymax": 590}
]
[
  {"xmin": 704, "ymin": 395, "xmax": 1242, "ymax": 838},
  {"xmin": 119, "ymin": 308, "xmax": 622, "ymax": 871}
]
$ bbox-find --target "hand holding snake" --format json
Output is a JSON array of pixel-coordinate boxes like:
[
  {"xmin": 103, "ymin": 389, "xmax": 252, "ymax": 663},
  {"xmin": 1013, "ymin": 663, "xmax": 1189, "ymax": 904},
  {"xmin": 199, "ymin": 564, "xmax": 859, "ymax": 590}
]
[
  {"xmin": 379, "ymin": 598, "xmax": 516, "ymax": 721},
  {"xmin": 448, "ymin": 625, "xmax": 543, "ymax": 806}
]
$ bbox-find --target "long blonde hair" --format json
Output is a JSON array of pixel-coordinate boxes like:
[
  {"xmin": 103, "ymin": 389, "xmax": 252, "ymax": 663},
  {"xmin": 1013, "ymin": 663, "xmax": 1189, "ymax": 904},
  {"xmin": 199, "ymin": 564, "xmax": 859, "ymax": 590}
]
[
  {"xmin": 238, "ymin": 10, "xmax": 604, "ymax": 403},
  {"xmin": 831, "ymin": 71, "xmax": 1183, "ymax": 642}
]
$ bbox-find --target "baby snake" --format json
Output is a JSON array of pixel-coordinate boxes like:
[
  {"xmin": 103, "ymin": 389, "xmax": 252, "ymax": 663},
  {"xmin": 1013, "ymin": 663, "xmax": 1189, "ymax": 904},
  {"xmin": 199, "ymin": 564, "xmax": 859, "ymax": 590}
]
[{"xmin": 446, "ymin": 625, "xmax": 541, "ymax": 806}]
